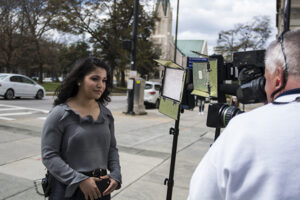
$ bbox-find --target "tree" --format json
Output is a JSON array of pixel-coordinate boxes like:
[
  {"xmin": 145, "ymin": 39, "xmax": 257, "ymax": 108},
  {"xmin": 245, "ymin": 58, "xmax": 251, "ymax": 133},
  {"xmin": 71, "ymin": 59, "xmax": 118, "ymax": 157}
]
[
  {"xmin": 58, "ymin": 41, "xmax": 91, "ymax": 76},
  {"xmin": 217, "ymin": 28, "xmax": 240, "ymax": 56},
  {"xmin": 55, "ymin": 0, "xmax": 159, "ymax": 86},
  {"xmin": 91, "ymin": 0, "xmax": 159, "ymax": 86},
  {"xmin": 250, "ymin": 16, "xmax": 272, "ymax": 49},
  {"xmin": 0, "ymin": 0, "xmax": 26, "ymax": 72},
  {"xmin": 20, "ymin": 0, "xmax": 62, "ymax": 82},
  {"xmin": 217, "ymin": 15, "xmax": 272, "ymax": 60},
  {"xmin": 54, "ymin": 0, "xmax": 110, "ymax": 37}
]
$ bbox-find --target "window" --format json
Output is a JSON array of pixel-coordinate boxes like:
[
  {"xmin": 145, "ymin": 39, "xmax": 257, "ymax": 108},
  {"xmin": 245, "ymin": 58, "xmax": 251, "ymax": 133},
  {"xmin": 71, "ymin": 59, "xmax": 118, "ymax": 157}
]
[
  {"xmin": 154, "ymin": 85, "xmax": 161, "ymax": 91},
  {"xmin": 10, "ymin": 76, "xmax": 22, "ymax": 83},
  {"xmin": 145, "ymin": 84, "xmax": 152, "ymax": 89},
  {"xmin": 21, "ymin": 77, "xmax": 34, "ymax": 84},
  {"xmin": 0, "ymin": 75, "xmax": 7, "ymax": 80}
]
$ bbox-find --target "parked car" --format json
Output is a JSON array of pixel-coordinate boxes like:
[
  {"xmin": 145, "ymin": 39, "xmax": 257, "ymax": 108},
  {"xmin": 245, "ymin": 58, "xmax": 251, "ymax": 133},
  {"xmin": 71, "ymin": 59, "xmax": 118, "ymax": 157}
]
[
  {"xmin": 0, "ymin": 73, "xmax": 45, "ymax": 100},
  {"xmin": 43, "ymin": 77, "xmax": 53, "ymax": 82},
  {"xmin": 144, "ymin": 81, "xmax": 161, "ymax": 108}
]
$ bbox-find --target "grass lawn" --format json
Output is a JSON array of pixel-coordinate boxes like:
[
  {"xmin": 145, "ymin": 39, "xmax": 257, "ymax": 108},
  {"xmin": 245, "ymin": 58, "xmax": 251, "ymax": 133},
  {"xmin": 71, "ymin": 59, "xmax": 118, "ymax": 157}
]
[
  {"xmin": 111, "ymin": 86, "xmax": 127, "ymax": 94},
  {"xmin": 41, "ymin": 82, "xmax": 61, "ymax": 92},
  {"xmin": 41, "ymin": 82, "xmax": 127, "ymax": 95}
]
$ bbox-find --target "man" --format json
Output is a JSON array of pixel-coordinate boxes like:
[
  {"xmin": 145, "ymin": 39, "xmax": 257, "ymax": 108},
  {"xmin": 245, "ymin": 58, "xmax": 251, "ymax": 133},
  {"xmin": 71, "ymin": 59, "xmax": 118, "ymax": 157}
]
[{"xmin": 188, "ymin": 28, "xmax": 300, "ymax": 200}]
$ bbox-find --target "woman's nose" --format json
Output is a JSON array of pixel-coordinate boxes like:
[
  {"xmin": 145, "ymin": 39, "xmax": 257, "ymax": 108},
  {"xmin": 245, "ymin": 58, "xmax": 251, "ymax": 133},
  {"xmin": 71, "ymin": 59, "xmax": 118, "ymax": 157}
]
[{"xmin": 97, "ymin": 81, "xmax": 102, "ymax": 88}]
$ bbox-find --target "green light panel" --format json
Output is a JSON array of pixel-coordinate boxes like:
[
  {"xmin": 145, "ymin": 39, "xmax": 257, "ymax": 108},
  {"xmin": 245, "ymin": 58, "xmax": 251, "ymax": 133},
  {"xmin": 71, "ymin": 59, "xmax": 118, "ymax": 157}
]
[
  {"xmin": 191, "ymin": 62, "xmax": 210, "ymax": 97},
  {"xmin": 209, "ymin": 59, "xmax": 218, "ymax": 98}
]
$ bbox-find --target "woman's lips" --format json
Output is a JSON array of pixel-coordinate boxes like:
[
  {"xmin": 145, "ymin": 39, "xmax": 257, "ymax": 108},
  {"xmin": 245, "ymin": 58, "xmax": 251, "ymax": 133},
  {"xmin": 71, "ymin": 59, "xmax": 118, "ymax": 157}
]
[{"xmin": 94, "ymin": 90, "xmax": 103, "ymax": 95}]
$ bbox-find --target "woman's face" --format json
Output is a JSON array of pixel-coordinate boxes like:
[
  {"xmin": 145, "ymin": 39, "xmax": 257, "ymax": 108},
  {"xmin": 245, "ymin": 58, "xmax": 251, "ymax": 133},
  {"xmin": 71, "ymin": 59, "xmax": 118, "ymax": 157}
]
[{"xmin": 78, "ymin": 67, "xmax": 107, "ymax": 100}]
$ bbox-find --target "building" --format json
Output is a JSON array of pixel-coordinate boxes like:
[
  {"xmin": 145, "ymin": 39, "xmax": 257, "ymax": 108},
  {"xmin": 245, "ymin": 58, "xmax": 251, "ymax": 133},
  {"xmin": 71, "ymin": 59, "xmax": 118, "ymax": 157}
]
[
  {"xmin": 151, "ymin": 0, "xmax": 174, "ymax": 61},
  {"xmin": 151, "ymin": 0, "xmax": 208, "ymax": 77},
  {"xmin": 176, "ymin": 40, "xmax": 208, "ymax": 66},
  {"xmin": 276, "ymin": 0, "xmax": 300, "ymax": 34}
]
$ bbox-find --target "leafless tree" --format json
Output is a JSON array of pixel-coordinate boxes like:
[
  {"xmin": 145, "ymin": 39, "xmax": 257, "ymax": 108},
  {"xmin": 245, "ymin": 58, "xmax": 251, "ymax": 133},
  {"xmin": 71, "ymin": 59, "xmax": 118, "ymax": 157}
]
[
  {"xmin": 217, "ymin": 16, "xmax": 272, "ymax": 59},
  {"xmin": 0, "ymin": 0, "xmax": 26, "ymax": 72},
  {"xmin": 20, "ymin": 0, "xmax": 61, "ymax": 82}
]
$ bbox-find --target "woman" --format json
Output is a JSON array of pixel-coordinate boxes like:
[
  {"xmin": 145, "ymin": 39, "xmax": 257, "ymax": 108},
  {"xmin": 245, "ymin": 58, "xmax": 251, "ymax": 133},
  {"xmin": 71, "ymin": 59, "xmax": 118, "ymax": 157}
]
[{"xmin": 41, "ymin": 57, "xmax": 121, "ymax": 200}]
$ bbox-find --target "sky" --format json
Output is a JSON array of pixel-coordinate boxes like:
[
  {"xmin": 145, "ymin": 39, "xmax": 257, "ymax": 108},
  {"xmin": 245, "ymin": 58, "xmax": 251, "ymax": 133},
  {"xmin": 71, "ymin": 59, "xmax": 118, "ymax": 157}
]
[
  {"xmin": 164, "ymin": 0, "xmax": 277, "ymax": 54},
  {"xmin": 54, "ymin": 0, "xmax": 277, "ymax": 55}
]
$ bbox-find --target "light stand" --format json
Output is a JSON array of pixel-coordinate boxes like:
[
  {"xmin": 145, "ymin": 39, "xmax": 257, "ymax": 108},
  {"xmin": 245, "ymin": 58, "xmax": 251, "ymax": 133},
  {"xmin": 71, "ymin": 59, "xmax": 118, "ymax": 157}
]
[
  {"xmin": 164, "ymin": 108, "xmax": 181, "ymax": 200},
  {"xmin": 158, "ymin": 65, "xmax": 185, "ymax": 200},
  {"xmin": 164, "ymin": 0, "xmax": 181, "ymax": 198}
]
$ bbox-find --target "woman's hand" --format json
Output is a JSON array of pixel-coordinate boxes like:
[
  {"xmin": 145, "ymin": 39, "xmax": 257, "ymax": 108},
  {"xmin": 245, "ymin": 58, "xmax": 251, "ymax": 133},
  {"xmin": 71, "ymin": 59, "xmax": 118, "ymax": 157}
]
[
  {"xmin": 100, "ymin": 175, "xmax": 119, "ymax": 196},
  {"xmin": 79, "ymin": 177, "xmax": 102, "ymax": 200}
]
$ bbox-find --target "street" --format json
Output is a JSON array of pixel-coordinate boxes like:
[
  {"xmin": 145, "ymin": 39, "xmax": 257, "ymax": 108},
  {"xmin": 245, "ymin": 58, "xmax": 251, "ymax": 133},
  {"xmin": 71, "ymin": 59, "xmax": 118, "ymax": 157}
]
[
  {"xmin": 0, "ymin": 95, "xmax": 127, "ymax": 112},
  {"xmin": 0, "ymin": 95, "xmax": 214, "ymax": 200}
]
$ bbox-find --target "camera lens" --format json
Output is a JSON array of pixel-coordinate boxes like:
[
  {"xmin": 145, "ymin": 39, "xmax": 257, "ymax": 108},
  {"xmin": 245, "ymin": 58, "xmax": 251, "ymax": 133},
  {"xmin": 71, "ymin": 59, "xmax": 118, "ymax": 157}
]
[
  {"xmin": 219, "ymin": 105, "xmax": 244, "ymax": 127},
  {"xmin": 237, "ymin": 76, "xmax": 267, "ymax": 104},
  {"xmin": 207, "ymin": 103, "xmax": 244, "ymax": 128}
]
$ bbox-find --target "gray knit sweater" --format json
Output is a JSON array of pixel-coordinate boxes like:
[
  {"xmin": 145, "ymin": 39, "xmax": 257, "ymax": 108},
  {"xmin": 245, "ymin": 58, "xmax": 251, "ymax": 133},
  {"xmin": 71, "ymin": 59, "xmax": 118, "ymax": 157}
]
[{"xmin": 41, "ymin": 102, "xmax": 121, "ymax": 197}]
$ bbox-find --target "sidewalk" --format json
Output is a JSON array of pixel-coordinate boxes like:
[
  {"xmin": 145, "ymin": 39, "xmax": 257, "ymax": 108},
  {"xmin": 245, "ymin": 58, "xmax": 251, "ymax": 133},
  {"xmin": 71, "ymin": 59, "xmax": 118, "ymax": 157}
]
[
  {"xmin": 111, "ymin": 107, "xmax": 215, "ymax": 200},
  {"xmin": 0, "ymin": 102, "xmax": 215, "ymax": 200}
]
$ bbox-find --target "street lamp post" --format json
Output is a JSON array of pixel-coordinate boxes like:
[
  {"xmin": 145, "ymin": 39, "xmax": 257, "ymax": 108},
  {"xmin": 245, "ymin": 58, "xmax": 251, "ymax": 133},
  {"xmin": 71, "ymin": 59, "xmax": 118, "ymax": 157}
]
[
  {"xmin": 173, "ymin": 0, "xmax": 180, "ymax": 63},
  {"xmin": 127, "ymin": 0, "xmax": 139, "ymax": 115}
]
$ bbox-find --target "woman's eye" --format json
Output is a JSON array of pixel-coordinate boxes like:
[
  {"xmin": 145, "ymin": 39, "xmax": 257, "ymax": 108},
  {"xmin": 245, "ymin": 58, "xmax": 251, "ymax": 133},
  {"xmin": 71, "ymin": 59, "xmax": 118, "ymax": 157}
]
[{"xmin": 91, "ymin": 77, "xmax": 99, "ymax": 81}]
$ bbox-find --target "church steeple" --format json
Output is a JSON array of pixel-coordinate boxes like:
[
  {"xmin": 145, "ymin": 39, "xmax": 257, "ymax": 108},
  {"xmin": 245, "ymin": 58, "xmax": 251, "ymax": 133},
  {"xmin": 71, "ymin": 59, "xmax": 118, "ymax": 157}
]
[
  {"xmin": 151, "ymin": 0, "xmax": 173, "ymax": 62},
  {"xmin": 156, "ymin": 0, "xmax": 170, "ymax": 16}
]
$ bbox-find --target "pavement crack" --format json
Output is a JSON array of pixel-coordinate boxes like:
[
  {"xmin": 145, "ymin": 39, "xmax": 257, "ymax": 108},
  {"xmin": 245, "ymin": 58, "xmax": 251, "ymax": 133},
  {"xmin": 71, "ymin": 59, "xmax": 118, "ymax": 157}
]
[
  {"xmin": 119, "ymin": 120, "xmax": 172, "ymax": 133},
  {"xmin": 0, "ymin": 136, "xmax": 38, "ymax": 145},
  {"xmin": 118, "ymin": 145, "xmax": 170, "ymax": 159},
  {"xmin": 177, "ymin": 132, "xmax": 210, "ymax": 154},
  {"xmin": 2, "ymin": 185, "xmax": 35, "ymax": 200},
  {"xmin": 0, "ymin": 124, "xmax": 41, "ymax": 137},
  {"xmin": 0, "ymin": 153, "xmax": 41, "ymax": 167}
]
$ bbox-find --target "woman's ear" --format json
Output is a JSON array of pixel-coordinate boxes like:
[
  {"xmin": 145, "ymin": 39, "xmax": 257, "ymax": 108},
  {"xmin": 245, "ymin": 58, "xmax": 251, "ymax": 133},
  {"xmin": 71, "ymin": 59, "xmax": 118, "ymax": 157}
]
[{"xmin": 78, "ymin": 79, "xmax": 83, "ymax": 87}]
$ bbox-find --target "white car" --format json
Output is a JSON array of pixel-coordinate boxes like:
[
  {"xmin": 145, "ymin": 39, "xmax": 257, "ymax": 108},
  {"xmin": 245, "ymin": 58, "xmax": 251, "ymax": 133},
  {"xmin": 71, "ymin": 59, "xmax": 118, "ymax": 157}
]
[
  {"xmin": 0, "ymin": 73, "xmax": 46, "ymax": 100},
  {"xmin": 144, "ymin": 81, "xmax": 161, "ymax": 108}
]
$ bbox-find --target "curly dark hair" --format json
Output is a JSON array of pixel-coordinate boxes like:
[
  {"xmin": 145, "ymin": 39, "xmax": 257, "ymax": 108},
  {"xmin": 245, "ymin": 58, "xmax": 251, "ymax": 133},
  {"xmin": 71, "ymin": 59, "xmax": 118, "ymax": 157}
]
[{"xmin": 54, "ymin": 57, "xmax": 112, "ymax": 106}]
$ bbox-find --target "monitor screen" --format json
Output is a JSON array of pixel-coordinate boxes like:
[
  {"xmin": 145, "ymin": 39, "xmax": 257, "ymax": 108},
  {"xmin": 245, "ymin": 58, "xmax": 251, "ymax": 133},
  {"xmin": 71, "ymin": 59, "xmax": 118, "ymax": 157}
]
[{"xmin": 162, "ymin": 67, "xmax": 185, "ymax": 102}]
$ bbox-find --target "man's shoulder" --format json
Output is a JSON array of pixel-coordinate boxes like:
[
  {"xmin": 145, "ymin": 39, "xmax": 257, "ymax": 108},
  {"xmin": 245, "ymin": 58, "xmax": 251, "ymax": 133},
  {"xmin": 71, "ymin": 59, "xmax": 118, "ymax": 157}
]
[
  {"xmin": 230, "ymin": 104, "xmax": 270, "ymax": 124},
  {"xmin": 220, "ymin": 104, "xmax": 273, "ymax": 140}
]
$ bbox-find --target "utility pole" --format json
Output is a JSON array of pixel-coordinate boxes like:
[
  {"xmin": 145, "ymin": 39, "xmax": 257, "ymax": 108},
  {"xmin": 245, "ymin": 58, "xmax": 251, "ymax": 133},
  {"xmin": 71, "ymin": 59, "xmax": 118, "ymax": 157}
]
[
  {"xmin": 173, "ymin": 0, "xmax": 180, "ymax": 63},
  {"xmin": 127, "ymin": 0, "xmax": 139, "ymax": 115}
]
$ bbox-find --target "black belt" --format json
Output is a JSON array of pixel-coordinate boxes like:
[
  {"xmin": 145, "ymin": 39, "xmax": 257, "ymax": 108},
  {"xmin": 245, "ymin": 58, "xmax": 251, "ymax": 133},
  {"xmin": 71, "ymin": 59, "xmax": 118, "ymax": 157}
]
[{"xmin": 83, "ymin": 169, "xmax": 107, "ymax": 177}]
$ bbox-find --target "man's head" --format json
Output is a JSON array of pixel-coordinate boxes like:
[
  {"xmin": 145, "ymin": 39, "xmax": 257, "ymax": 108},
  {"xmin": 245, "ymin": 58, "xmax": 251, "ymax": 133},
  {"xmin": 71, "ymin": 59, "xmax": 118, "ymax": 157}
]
[{"xmin": 264, "ymin": 29, "xmax": 300, "ymax": 102}]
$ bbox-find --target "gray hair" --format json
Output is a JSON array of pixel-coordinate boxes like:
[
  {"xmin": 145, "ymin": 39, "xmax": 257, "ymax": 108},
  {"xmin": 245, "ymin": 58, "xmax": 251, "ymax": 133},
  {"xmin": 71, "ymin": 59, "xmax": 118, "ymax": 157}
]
[{"xmin": 265, "ymin": 28, "xmax": 300, "ymax": 76}]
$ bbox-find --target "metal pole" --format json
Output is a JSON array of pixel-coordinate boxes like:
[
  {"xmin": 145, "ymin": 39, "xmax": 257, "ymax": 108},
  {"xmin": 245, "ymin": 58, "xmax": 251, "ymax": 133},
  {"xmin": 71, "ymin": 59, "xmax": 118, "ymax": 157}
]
[
  {"xmin": 214, "ymin": 128, "xmax": 221, "ymax": 141},
  {"xmin": 127, "ymin": 0, "xmax": 139, "ymax": 114},
  {"xmin": 283, "ymin": 0, "xmax": 291, "ymax": 32},
  {"xmin": 173, "ymin": 0, "xmax": 180, "ymax": 63},
  {"xmin": 165, "ymin": 108, "xmax": 181, "ymax": 200},
  {"xmin": 164, "ymin": 1, "xmax": 180, "ymax": 199}
]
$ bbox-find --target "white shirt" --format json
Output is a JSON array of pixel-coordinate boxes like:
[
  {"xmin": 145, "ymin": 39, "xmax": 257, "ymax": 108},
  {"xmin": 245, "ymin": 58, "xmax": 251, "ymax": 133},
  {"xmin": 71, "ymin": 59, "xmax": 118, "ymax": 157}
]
[{"xmin": 188, "ymin": 91, "xmax": 300, "ymax": 200}]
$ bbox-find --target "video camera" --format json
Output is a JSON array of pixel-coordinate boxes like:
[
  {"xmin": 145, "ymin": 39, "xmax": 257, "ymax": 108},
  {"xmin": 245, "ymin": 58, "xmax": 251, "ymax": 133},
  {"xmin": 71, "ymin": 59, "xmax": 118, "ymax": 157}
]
[
  {"xmin": 200, "ymin": 0, "xmax": 292, "ymax": 132},
  {"xmin": 182, "ymin": 50, "xmax": 267, "ymax": 130}
]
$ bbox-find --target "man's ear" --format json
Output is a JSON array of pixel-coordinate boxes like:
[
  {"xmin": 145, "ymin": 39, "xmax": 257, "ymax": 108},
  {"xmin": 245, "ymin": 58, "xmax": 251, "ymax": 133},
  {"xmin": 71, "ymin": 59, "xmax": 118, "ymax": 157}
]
[{"xmin": 274, "ymin": 67, "xmax": 284, "ymax": 89}]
